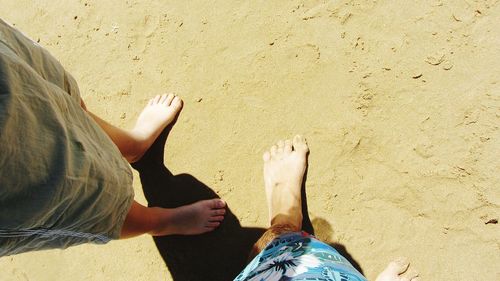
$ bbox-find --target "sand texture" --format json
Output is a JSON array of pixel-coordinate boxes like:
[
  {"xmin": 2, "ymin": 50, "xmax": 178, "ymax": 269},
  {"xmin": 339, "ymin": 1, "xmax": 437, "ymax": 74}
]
[{"xmin": 1, "ymin": 0, "xmax": 499, "ymax": 280}]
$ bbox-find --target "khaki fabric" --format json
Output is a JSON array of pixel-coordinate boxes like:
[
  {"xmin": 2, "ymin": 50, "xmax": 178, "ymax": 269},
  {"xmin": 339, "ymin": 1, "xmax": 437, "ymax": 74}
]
[{"xmin": 0, "ymin": 19, "xmax": 134, "ymax": 256}]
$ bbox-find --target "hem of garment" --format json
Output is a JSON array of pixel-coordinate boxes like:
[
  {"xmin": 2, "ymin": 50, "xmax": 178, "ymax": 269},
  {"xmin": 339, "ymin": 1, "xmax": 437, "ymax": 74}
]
[
  {"xmin": 0, "ymin": 228, "xmax": 111, "ymax": 243},
  {"xmin": 108, "ymin": 191, "xmax": 135, "ymax": 240}
]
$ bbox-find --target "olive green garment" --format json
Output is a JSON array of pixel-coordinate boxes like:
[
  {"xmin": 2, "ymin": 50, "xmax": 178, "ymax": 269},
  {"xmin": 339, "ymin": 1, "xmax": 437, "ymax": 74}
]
[{"xmin": 0, "ymin": 19, "xmax": 134, "ymax": 256}]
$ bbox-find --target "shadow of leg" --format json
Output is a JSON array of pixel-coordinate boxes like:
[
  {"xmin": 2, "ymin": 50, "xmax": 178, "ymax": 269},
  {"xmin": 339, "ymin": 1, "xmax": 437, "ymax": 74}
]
[
  {"xmin": 312, "ymin": 217, "xmax": 365, "ymax": 275},
  {"xmin": 301, "ymin": 165, "xmax": 314, "ymax": 235},
  {"xmin": 131, "ymin": 126, "xmax": 265, "ymax": 281}
]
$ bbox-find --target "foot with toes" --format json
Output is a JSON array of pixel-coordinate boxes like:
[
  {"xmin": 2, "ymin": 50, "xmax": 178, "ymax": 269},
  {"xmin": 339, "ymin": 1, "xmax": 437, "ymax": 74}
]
[
  {"xmin": 376, "ymin": 258, "xmax": 420, "ymax": 281},
  {"xmin": 152, "ymin": 199, "xmax": 227, "ymax": 236},
  {"xmin": 262, "ymin": 135, "xmax": 309, "ymax": 230},
  {"xmin": 128, "ymin": 93, "xmax": 183, "ymax": 162}
]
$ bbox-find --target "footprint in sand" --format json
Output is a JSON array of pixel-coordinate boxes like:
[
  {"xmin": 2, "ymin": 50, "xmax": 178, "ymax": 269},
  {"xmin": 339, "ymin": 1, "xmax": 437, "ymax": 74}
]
[{"xmin": 143, "ymin": 14, "xmax": 159, "ymax": 38}]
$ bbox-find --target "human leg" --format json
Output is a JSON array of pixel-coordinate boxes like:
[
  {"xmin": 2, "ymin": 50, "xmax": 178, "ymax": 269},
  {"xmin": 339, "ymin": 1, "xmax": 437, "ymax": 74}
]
[
  {"xmin": 237, "ymin": 136, "xmax": 366, "ymax": 281},
  {"xmin": 248, "ymin": 135, "xmax": 309, "ymax": 259},
  {"xmin": 85, "ymin": 93, "xmax": 182, "ymax": 163},
  {"xmin": 246, "ymin": 136, "xmax": 419, "ymax": 281},
  {"xmin": 120, "ymin": 198, "xmax": 226, "ymax": 238}
]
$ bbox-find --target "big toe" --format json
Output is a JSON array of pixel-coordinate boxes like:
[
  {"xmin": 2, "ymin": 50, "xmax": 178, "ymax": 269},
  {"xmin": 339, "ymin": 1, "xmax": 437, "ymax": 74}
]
[
  {"xmin": 209, "ymin": 198, "xmax": 226, "ymax": 209},
  {"xmin": 292, "ymin": 135, "xmax": 309, "ymax": 153},
  {"xmin": 170, "ymin": 96, "xmax": 183, "ymax": 111}
]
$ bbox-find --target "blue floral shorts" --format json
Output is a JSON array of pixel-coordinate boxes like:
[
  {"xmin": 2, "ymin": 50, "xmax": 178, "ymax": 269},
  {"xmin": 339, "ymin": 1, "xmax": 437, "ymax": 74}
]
[{"xmin": 234, "ymin": 232, "xmax": 367, "ymax": 281}]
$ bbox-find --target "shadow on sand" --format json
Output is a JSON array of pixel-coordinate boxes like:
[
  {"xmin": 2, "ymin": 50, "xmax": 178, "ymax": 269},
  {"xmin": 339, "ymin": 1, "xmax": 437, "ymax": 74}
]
[
  {"xmin": 312, "ymin": 217, "xmax": 365, "ymax": 275},
  {"xmin": 131, "ymin": 123, "xmax": 364, "ymax": 280}
]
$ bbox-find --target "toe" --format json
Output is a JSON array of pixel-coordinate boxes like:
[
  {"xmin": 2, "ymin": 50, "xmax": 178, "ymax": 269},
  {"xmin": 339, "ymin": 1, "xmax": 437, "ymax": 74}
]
[
  {"xmin": 293, "ymin": 135, "xmax": 309, "ymax": 153},
  {"xmin": 164, "ymin": 93, "xmax": 175, "ymax": 105},
  {"xmin": 148, "ymin": 98, "xmax": 154, "ymax": 106},
  {"xmin": 212, "ymin": 209, "xmax": 226, "ymax": 216},
  {"xmin": 206, "ymin": 221, "xmax": 221, "ymax": 228},
  {"xmin": 402, "ymin": 269, "xmax": 419, "ymax": 281},
  {"xmin": 210, "ymin": 216, "xmax": 225, "ymax": 222},
  {"xmin": 386, "ymin": 258, "xmax": 410, "ymax": 275},
  {"xmin": 263, "ymin": 151, "xmax": 271, "ymax": 162},
  {"xmin": 284, "ymin": 139, "xmax": 292, "ymax": 153},
  {"xmin": 276, "ymin": 140, "xmax": 284, "ymax": 154},
  {"xmin": 270, "ymin": 145, "xmax": 278, "ymax": 157},
  {"xmin": 159, "ymin": 94, "xmax": 169, "ymax": 104},
  {"xmin": 210, "ymin": 199, "xmax": 226, "ymax": 209},
  {"xmin": 170, "ymin": 96, "xmax": 183, "ymax": 110},
  {"xmin": 152, "ymin": 95, "xmax": 161, "ymax": 104},
  {"xmin": 277, "ymin": 140, "xmax": 285, "ymax": 148}
]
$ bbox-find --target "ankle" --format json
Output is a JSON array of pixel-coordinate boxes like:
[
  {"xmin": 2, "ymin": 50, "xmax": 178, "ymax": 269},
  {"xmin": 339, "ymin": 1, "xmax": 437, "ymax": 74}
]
[
  {"xmin": 271, "ymin": 213, "xmax": 303, "ymax": 231},
  {"xmin": 123, "ymin": 129, "xmax": 150, "ymax": 162},
  {"xmin": 130, "ymin": 127, "xmax": 150, "ymax": 145},
  {"xmin": 148, "ymin": 207, "xmax": 175, "ymax": 236}
]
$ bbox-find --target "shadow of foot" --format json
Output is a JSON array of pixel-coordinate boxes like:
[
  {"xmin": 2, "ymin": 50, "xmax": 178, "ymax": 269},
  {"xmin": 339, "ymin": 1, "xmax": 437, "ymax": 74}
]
[{"xmin": 131, "ymin": 125, "xmax": 265, "ymax": 281}]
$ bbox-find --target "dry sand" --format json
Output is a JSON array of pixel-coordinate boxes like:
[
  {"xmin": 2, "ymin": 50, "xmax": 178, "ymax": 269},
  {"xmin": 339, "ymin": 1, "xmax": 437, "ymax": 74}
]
[{"xmin": 1, "ymin": 0, "xmax": 499, "ymax": 280}]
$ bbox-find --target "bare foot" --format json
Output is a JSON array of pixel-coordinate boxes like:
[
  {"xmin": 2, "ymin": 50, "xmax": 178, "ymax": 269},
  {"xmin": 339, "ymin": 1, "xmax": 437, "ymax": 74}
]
[
  {"xmin": 375, "ymin": 258, "xmax": 420, "ymax": 281},
  {"xmin": 262, "ymin": 135, "xmax": 309, "ymax": 230},
  {"xmin": 129, "ymin": 93, "xmax": 183, "ymax": 162},
  {"xmin": 152, "ymin": 199, "xmax": 227, "ymax": 236}
]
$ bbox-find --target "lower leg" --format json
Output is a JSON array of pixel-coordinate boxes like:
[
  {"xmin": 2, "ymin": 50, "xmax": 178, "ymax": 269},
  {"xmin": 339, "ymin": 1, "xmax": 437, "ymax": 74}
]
[
  {"xmin": 251, "ymin": 137, "xmax": 420, "ymax": 280},
  {"xmin": 249, "ymin": 135, "xmax": 309, "ymax": 260},
  {"xmin": 248, "ymin": 223, "xmax": 298, "ymax": 260},
  {"xmin": 87, "ymin": 112, "xmax": 142, "ymax": 162},
  {"xmin": 84, "ymin": 93, "xmax": 183, "ymax": 163},
  {"xmin": 120, "ymin": 199, "xmax": 226, "ymax": 238}
]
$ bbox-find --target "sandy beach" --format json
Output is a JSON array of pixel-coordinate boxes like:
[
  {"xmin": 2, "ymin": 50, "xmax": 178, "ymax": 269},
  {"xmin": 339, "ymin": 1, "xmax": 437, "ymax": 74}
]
[{"xmin": 1, "ymin": 0, "xmax": 499, "ymax": 280}]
